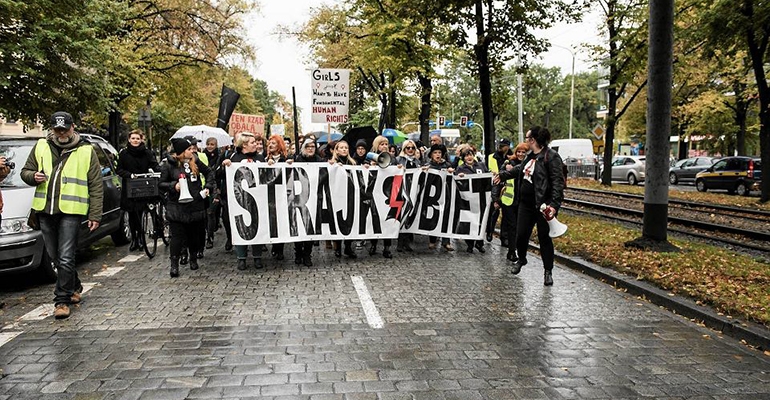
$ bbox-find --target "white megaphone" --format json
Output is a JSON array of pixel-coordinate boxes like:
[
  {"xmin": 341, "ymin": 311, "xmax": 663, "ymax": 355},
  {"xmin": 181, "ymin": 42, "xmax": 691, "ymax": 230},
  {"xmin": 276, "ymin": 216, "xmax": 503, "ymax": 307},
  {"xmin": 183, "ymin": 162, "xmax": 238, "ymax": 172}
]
[
  {"xmin": 540, "ymin": 204, "xmax": 567, "ymax": 238},
  {"xmin": 366, "ymin": 152, "xmax": 392, "ymax": 168},
  {"xmin": 178, "ymin": 174, "xmax": 193, "ymax": 203}
]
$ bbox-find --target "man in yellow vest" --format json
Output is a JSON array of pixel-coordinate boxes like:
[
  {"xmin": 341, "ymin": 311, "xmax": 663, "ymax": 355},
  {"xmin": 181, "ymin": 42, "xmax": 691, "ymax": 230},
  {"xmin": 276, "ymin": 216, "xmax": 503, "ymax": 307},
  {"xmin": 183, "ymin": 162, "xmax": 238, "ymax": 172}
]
[{"xmin": 21, "ymin": 111, "xmax": 103, "ymax": 320}]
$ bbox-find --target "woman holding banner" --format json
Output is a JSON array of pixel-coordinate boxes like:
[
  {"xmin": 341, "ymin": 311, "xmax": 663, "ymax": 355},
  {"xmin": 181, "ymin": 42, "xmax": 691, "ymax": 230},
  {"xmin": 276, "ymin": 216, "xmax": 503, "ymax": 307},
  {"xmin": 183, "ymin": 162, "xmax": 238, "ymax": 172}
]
[
  {"xmin": 220, "ymin": 132, "xmax": 266, "ymax": 271},
  {"xmin": 265, "ymin": 134, "xmax": 288, "ymax": 261},
  {"xmin": 289, "ymin": 138, "xmax": 324, "ymax": 266},
  {"xmin": 368, "ymin": 136, "xmax": 398, "ymax": 259},
  {"xmin": 329, "ymin": 140, "xmax": 357, "ymax": 259},
  {"xmin": 395, "ymin": 140, "xmax": 422, "ymax": 252},
  {"xmin": 424, "ymin": 144, "xmax": 455, "ymax": 251},
  {"xmin": 159, "ymin": 138, "xmax": 215, "ymax": 278},
  {"xmin": 455, "ymin": 145, "xmax": 488, "ymax": 254}
]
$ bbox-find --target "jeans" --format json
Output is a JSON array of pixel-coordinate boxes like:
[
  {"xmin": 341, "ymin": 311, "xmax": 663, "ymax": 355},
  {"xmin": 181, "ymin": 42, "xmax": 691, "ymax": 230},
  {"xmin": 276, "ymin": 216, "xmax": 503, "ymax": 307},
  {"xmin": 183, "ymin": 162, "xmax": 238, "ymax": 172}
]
[
  {"xmin": 235, "ymin": 244, "xmax": 263, "ymax": 260},
  {"xmin": 515, "ymin": 204, "xmax": 554, "ymax": 271},
  {"xmin": 38, "ymin": 213, "xmax": 83, "ymax": 305}
]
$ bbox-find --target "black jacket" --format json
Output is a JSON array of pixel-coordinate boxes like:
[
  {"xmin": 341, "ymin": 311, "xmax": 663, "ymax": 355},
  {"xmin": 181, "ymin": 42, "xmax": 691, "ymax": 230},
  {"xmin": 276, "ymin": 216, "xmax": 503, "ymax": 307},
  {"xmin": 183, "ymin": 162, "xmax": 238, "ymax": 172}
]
[
  {"xmin": 116, "ymin": 144, "xmax": 159, "ymax": 210},
  {"xmin": 396, "ymin": 155, "xmax": 422, "ymax": 169},
  {"xmin": 159, "ymin": 155, "xmax": 215, "ymax": 223},
  {"xmin": 293, "ymin": 153, "xmax": 325, "ymax": 163},
  {"xmin": 427, "ymin": 159, "xmax": 452, "ymax": 171},
  {"xmin": 499, "ymin": 147, "xmax": 564, "ymax": 212},
  {"xmin": 455, "ymin": 161, "xmax": 488, "ymax": 175}
]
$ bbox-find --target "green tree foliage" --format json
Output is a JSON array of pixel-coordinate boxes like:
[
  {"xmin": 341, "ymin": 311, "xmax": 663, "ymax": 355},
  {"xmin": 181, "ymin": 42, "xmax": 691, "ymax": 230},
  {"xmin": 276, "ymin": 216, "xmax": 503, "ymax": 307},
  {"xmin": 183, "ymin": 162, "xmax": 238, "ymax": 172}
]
[{"xmin": 0, "ymin": 0, "xmax": 126, "ymax": 119}]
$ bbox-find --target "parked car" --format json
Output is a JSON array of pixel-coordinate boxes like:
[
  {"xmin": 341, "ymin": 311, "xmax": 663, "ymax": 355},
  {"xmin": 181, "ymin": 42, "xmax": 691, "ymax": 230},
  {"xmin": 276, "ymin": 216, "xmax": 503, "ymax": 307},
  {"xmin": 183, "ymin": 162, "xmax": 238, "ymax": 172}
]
[
  {"xmin": 668, "ymin": 156, "xmax": 716, "ymax": 185},
  {"xmin": 0, "ymin": 132, "xmax": 130, "ymax": 281},
  {"xmin": 695, "ymin": 156, "xmax": 762, "ymax": 196},
  {"xmin": 610, "ymin": 156, "xmax": 646, "ymax": 185}
]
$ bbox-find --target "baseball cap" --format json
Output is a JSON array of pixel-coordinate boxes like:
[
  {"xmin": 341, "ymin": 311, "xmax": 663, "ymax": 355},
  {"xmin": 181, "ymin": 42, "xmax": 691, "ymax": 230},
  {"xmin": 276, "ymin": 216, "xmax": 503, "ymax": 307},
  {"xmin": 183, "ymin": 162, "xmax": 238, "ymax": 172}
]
[
  {"xmin": 50, "ymin": 111, "xmax": 74, "ymax": 129},
  {"xmin": 498, "ymin": 138, "xmax": 511, "ymax": 147}
]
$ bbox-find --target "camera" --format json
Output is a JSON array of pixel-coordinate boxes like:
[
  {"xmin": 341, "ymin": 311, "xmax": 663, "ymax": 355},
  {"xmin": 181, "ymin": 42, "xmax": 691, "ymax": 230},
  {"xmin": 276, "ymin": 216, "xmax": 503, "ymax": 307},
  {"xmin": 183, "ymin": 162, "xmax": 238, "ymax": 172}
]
[{"xmin": 5, "ymin": 161, "xmax": 13, "ymax": 170}]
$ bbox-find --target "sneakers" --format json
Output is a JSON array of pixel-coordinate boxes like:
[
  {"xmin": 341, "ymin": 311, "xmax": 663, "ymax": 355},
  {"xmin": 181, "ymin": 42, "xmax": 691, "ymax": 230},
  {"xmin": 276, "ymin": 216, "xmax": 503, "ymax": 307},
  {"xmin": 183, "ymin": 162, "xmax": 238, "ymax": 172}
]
[
  {"xmin": 443, "ymin": 244, "xmax": 454, "ymax": 252},
  {"xmin": 428, "ymin": 243, "xmax": 436, "ymax": 250},
  {"xmin": 70, "ymin": 292, "xmax": 82, "ymax": 304},
  {"xmin": 54, "ymin": 304, "xmax": 70, "ymax": 319},
  {"xmin": 205, "ymin": 238, "xmax": 214, "ymax": 249}
]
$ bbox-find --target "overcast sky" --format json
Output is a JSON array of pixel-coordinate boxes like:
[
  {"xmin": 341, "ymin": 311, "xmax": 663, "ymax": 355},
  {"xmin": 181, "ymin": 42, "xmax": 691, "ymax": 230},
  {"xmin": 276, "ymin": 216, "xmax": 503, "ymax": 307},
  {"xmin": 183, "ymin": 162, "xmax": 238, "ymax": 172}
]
[{"xmin": 245, "ymin": 1, "xmax": 603, "ymax": 134}]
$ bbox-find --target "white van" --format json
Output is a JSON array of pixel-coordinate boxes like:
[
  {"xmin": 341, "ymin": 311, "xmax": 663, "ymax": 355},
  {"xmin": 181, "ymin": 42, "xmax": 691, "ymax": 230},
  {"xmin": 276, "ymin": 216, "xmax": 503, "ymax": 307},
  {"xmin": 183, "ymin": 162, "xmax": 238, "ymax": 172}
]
[
  {"xmin": 550, "ymin": 138, "xmax": 598, "ymax": 179},
  {"xmin": 550, "ymin": 139, "xmax": 595, "ymax": 160}
]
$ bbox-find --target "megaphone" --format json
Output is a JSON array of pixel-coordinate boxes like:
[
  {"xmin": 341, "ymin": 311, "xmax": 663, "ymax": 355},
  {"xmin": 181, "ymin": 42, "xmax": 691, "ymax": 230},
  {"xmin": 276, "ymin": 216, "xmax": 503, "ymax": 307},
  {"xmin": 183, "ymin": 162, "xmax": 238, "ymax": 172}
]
[
  {"xmin": 366, "ymin": 152, "xmax": 392, "ymax": 168},
  {"xmin": 178, "ymin": 174, "xmax": 193, "ymax": 203},
  {"xmin": 540, "ymin": 204, "xmax": 567, "ymax": 238}
]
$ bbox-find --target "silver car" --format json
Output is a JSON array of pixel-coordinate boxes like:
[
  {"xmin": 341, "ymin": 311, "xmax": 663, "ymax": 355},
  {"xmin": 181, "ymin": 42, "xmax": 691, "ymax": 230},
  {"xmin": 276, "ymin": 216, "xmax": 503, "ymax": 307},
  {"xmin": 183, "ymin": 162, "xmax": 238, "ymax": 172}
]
[
  {"xmin": 669, "ymin": 156, "xmax": 715, "ymax": 185},
  {"xmin": 611, "ymin": 156, "xmax": 646, "ymax": 185}
]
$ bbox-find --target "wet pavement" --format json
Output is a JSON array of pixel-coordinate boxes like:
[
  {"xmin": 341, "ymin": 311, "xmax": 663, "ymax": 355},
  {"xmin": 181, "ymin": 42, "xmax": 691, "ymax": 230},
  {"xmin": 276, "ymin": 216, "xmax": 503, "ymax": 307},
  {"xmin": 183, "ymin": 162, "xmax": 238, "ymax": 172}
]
[{"xmin": 0, "ymin": 235, "xmax": 767, "ymax": 399}]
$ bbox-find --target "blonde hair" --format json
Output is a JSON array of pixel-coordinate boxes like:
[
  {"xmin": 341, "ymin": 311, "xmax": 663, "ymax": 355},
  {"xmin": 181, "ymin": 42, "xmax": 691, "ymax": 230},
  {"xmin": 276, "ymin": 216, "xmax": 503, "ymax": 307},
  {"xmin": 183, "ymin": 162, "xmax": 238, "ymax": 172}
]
[
  {"xmin": 398, "ymin": 140, "xmax": 417, "ymax": 157},
  {"xmin": 332, "ymin": 140, "xmax": 356, "ymax": 165},
  {"xmin": 234, "ymin": 131, "xmax": 255, "ymax": 150},
  {"xmin": 371, "ymin": 136, "xmax": 389, "ymax": 153},
  {"xmin": 128, "ymin": 129, "xmax": 144, "ymax": 141}
]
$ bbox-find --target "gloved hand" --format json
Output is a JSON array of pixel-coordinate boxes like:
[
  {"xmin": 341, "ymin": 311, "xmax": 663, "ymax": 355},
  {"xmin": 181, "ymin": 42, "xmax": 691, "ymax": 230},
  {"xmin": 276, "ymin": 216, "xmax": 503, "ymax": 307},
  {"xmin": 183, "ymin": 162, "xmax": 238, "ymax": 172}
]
[{"xmin": 542, "ymin": 205, "xmax": 556, "ymax": 221}]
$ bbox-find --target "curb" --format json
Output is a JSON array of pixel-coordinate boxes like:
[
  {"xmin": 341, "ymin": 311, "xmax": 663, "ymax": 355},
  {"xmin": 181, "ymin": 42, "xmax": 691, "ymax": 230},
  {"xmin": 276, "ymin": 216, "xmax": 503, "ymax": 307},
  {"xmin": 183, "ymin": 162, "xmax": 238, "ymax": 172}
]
[{"xmin": 528, "ymin": 243, "xmax": 770, "ymax": 351}]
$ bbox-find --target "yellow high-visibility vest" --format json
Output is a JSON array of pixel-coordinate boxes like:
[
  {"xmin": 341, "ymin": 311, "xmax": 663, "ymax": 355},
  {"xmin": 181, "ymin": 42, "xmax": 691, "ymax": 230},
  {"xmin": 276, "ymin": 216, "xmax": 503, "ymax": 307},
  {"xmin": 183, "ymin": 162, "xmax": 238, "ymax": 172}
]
[
  {"xmin": 488, "ymin": 153, "xmax": 514, "ymax": 206},
  {"xmin": 32, "ymin": 139, "xmax": 93, "ymax": 215}
]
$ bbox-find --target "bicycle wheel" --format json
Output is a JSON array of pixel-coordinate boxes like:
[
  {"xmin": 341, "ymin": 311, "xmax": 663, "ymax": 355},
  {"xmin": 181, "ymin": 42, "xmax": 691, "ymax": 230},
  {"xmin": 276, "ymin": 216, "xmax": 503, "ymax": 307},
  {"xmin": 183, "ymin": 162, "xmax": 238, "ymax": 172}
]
[
  {"xmin": 141, "ymin": 206, "xmax": 158, "ymax": 258},
  {"xmin": 157, "ymin": 201, "xmax": 170, "ymax": 246}
]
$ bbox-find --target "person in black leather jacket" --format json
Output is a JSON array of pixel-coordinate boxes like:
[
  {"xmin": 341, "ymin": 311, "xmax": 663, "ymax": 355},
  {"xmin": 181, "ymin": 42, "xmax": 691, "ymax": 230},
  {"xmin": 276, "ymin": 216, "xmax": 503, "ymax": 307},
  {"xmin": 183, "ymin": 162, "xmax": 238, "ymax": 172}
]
[
  {"xmin": 159, "ymin": 138, "xmax": 215, "ymax": 278},
  {"xmin": 495, "ymin": 126, "xmax": 564, "ymax": 286}
]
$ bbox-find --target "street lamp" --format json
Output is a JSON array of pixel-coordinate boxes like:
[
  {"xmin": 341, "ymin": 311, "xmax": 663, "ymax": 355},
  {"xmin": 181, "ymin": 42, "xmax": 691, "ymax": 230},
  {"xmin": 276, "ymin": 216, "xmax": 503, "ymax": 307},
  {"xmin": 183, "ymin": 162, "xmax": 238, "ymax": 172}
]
[{"xmin": 552, "ymin": 44, "xmax": 576, "ymax": 139}]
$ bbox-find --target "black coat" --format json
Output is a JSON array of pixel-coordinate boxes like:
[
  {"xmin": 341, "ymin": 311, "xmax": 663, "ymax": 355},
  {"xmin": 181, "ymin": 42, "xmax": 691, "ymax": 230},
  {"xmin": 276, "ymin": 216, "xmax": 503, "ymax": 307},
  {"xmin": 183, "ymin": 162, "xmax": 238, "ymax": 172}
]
[
  {"xmin": 499, "ymin": 147, "xmax": 565, "ymax": 212},
  {"xmin": 159, "ymin": 155, "xmax": 215, "ymax": 223},
  {"xmin": 116, "ymin": 144, "xmax": 159, "ymax": 211}
]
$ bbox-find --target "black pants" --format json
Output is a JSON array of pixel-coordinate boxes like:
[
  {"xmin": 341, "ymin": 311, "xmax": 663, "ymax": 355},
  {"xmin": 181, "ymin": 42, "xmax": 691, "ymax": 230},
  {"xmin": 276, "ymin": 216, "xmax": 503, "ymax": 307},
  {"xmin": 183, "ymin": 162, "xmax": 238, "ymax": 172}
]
[
  {"xmin": 169, "ymin": 220, "xmax": 206, "ymax": 259},
  {"xmin": 487, "ymin": 207, "xmax": 500, "ymax": 238},
  {"xmin": 294, "ymin": 241, "xmax": 313, "ymax": 257},
  {"xmin": 128, "ymin": 209, "xmax": 142, "ymax": 240},
  {"xmin": 516, "ymin": 204, "xmax": 554, "ymax": 271},
  {"xmin": 501, "ymin": 203, "xmax": 518, "ymax": 252},
  {"xmin": 221, "ymin": 201, "xmax": 232, "ymax": 244},
  {"xmin": 370, "ymin": 239, "xmax": 391, "ymax": 247},
  {"xmin": 206, "ymin": 201, "xmax": 220, "ymax": 239}
]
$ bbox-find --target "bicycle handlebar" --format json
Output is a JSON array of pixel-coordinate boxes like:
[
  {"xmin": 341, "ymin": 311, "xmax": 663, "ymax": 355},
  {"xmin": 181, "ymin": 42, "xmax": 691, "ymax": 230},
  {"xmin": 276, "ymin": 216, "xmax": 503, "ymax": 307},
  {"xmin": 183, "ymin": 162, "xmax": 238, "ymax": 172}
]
[{"xmin": 132, "ymin": 172, "xmax": 161, "ymax": 178}]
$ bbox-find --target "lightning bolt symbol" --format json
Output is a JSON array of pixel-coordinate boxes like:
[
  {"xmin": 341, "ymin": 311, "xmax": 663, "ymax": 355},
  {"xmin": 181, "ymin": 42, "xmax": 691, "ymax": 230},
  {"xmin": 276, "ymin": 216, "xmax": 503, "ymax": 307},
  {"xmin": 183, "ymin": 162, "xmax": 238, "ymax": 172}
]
[{"xmin": 390, "ymin": 174, "xmax": 404, "ymax": 220}]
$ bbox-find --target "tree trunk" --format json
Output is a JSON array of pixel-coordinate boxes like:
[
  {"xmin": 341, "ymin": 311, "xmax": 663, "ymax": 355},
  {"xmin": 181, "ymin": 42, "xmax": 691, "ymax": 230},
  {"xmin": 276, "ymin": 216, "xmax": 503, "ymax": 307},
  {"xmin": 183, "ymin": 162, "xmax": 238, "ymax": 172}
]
[
  {"xmin": 734, "ymin": 82, "xmax": 748, "ymax": 156},
  {"xmin": 474, "ymin": 0, "xmax": 495, "ymax": 159},
  {"xmin": 744, "ymin": 0, "xmax": 770, "ymax": 202},
  {"xmin": 601, "ymin": 92, "xmax": 617, "ymax": 185},
  {"xmin": 418, "ymin": 73, "xmax": 432, "ymax": 146},
  {"xmin": 108, "ymin": 110, "xmax": 122, "ymax": 149},
  {"xmin": 388, "ymin": 86, "xmax": 397, "ymax": 129},
  {"xmin": 641, "ymin": 0, "xmax": 673, "ymax": 243}
]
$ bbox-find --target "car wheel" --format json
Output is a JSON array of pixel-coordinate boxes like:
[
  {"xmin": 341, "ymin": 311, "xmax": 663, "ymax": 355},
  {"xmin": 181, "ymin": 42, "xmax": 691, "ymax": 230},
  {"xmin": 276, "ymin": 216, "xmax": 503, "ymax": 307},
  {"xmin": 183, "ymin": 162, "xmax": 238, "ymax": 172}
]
[
  {"xmin": 111, "ymin": 210, "xmax": 131, "ymax": 246},
  {"xmin": 736, "ymin": 182, "xmax": 750, "ymax": 196},
  {"xmin": 627, "ymin": 174, "xmax": 638, "ymax": 185},
  {"xmin": 37, "ymin": 251, "xmax": 57, "ymax": 283},
  {"xmin": 695, "ymin": 179, "xmax": 707, "ymax": 192},
  {"xmin": 668, "ymin": 172, "xmax": 678, "ymax": 185}
]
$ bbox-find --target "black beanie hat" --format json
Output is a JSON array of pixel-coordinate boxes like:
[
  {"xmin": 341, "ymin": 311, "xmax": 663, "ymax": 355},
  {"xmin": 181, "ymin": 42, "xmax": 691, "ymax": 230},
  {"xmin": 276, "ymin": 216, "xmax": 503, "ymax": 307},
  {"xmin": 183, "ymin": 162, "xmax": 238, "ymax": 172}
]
[
  {"xmin": 171, "ymin": 138, "xmax": 192, "ymax": 155},
  {"xmin": 429, "ymin": 144, "xmax": 447, "ymax": 159},
  {"xmin": 355, "ymin": 139, "xmax": 367, "ymax": 149}
]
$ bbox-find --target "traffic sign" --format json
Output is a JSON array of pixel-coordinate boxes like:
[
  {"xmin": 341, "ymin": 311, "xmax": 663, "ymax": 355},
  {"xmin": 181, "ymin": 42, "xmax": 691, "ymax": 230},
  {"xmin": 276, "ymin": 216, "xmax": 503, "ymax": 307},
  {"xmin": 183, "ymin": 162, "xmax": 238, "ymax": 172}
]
[
  {"xmin": 138, "ymin": 107, "xmax": 151, "ymax": 122},
  {"xmin": 592, "ymin": 124, "xmax": 605, "ymax": 140},
  {"xmin": 467, "ymin": 121, "xmax": 474, "ymax": 128}
]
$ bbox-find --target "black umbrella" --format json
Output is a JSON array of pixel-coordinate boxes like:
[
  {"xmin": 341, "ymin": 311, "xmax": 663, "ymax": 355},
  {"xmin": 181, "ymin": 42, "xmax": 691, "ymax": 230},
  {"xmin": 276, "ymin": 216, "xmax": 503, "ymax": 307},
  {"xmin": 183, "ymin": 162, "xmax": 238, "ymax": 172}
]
[{"xmin": 341, "ymin": 126, "xmax": 378, "ymax": 151}]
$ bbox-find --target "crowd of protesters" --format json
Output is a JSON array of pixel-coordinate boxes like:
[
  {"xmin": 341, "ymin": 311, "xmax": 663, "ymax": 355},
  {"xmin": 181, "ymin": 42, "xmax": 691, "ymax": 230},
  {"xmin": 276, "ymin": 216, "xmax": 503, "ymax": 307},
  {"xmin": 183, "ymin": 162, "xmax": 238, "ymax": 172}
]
[{"xmin": 118, "ymin": 127, "xmax": 565, "ymax": 287}]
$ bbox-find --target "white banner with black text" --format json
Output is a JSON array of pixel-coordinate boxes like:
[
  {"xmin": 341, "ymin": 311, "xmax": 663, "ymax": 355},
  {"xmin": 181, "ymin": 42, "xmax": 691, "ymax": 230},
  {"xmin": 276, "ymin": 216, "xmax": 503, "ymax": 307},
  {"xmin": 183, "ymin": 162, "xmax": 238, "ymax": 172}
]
[{"xmin": 225, "ymin": 163, "xmax": 492, "ymax": 245}]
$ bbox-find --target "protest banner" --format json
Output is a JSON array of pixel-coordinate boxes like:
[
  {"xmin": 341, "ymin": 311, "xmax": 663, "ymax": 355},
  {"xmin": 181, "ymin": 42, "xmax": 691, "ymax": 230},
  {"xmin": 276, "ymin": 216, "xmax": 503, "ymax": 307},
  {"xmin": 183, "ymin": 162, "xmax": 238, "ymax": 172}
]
[
  {"xmin": 225, "ymin": 163, "xmax": 492, "ymax": 245},
  {"xmin": 229, "ymin": 113, "xmax": 266, "ymax": 136},
  {"xmin": 311, "ymin": 69, "xmax": 350, "ymax": 124}
]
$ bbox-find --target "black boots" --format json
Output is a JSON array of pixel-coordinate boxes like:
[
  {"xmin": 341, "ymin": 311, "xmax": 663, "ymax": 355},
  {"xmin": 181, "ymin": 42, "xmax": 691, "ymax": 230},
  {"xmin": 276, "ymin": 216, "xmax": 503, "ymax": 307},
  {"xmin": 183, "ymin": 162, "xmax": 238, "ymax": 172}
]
[
  {"xmin": 189, "ymin": 253, "xmax": 199, "ymax": 270},
  {"xmin": 180, "ymin": 249, "xmax": 188, "ymax": 265},
  {"xmin": 382, "ymin": 246, "xmax": 392, "ymax": 259},
  {"xmin": 544, "ymin": 270, "xmax": 554, "ymax": 286},
  {"xmin": 170, "ymin": 256, "xmax": 179, "ymax": 278},
  {"xmin": 237, "ymin": 259, "xmax": 247, "ymax": 270},
  {"xmin": 302, "ymin": 255, "xmax": 313, "ymax": 267},
  {"xmin": 205, "ymin": 237, "xmax": 214, "ymax": 249},
  {"xmin": 506, "ymin": 251, "xmax": 517, "ymax": 262},
  {"xmin": 511, "ymin": 259, "xmax": 527, "ymax": 275},
  {"xmin": 474, "ymin": 242, "xmax": 485, "ymax": 253},
  {"xmin": 129, "ymin": 235, "xmax": 140, "ymax": 251}
]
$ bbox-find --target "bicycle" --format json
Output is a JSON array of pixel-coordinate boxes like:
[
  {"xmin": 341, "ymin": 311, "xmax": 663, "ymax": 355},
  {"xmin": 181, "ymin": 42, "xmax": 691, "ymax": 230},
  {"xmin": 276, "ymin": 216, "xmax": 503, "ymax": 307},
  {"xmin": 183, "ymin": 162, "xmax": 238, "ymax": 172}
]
[{"xmin": 128, "ymin": 172, "xmax": 166, "ymax": 258}]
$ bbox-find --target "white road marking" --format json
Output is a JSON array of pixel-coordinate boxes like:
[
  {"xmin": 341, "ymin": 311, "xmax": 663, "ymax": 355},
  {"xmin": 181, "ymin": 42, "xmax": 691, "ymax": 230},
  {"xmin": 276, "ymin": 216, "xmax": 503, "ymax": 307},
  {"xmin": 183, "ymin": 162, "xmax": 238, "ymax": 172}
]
[
  {"xmin": 93, "ymin": 267, "xmax": 125, "ymax": 277},
  {"xmin": 14, "ymin": 282, "xmax": 99, "ymax": 323},
  {"xmin": 118, "ymin": 254, "xmax": 144, "ymax": 263},
  {"xmin": 351, "ymin": 275, "xmax": 384, "ymax": 329},
  {"xmin": 0, "ymin": 331, "xmax": 22, "ymax": 348}
]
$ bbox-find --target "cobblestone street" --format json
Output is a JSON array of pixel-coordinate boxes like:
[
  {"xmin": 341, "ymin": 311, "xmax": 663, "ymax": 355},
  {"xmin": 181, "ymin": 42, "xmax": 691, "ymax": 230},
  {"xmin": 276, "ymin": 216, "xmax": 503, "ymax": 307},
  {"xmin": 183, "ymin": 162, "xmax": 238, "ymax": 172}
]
[{"xmin": 0, "ymin": 237, "xmax": 767, "ymax": 399}]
